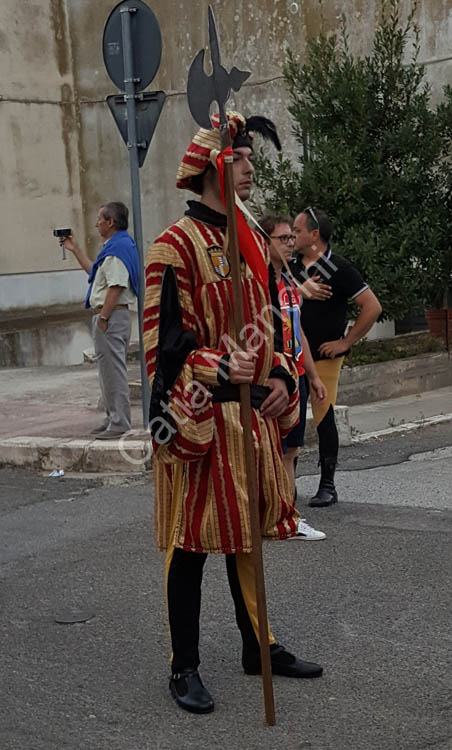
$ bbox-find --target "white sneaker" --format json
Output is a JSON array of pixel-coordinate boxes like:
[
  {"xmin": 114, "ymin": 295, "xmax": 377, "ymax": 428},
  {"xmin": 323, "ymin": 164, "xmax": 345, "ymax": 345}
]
[{"xmin": 291, "ymin": 518, "xmax": 326, "ymax": 541}]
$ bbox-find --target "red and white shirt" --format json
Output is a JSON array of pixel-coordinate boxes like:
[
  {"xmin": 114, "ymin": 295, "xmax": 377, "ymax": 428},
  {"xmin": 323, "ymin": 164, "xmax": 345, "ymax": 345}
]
[{"xmin": 277, "ymin": 273, "xmax": 305, "ymax": 376}]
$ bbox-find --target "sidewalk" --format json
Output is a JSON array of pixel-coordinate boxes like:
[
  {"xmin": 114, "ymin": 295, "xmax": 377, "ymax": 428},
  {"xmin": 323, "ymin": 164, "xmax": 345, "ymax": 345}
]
[
  {"xmin": 0, "ymin": 363, "xmax": 143, "ymax": 440},
  {"xmin": 0, "ymin": 363, "xmax": 150, "ymax": 474},
  {"xmin": 349, "ymin": 385, "xmax": 452, "ymax": 440},
  {"xmin": 0, "ymin": 363, "xmax": 451, "ymax": 473}
]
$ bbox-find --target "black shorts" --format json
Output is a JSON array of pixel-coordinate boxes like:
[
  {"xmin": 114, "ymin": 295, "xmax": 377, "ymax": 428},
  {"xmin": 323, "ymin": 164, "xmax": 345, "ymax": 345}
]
[{"xmin": 282, "ymin": 374, "xmax": 308, "ymax": 452}]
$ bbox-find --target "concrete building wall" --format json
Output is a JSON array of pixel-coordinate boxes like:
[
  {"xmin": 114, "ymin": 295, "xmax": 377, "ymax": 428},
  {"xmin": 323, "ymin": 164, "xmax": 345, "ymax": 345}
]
[
  {"xmin": 0, "ymin": 0, "xmax": 85, "ymax": 312},
  {"xmin": 1, "ymin": 0, "xmax": 452, "ymax": 313}
]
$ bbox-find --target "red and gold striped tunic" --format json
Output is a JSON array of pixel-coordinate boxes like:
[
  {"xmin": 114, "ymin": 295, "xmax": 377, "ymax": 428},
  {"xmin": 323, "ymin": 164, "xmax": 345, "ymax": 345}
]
[{"xmin": 143, "ymin": 210, "xmax": 300, "ymax": 554}]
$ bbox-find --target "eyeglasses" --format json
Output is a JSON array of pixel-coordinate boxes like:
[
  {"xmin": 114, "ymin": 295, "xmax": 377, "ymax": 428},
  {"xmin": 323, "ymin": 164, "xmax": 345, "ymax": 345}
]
[
  {"xmin": 270, "ymin": 234, "xmax": 296, "ymax": 244},
  {"xmin": 304, "ymin": 206, "xmax": 319, "ymax": 228}
]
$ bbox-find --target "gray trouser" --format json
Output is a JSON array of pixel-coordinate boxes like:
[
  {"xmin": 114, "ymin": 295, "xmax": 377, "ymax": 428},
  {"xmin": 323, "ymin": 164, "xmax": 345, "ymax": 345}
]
[{"xmin": 92, "ymin": 309, "xmax": 131, "ymax": 432}]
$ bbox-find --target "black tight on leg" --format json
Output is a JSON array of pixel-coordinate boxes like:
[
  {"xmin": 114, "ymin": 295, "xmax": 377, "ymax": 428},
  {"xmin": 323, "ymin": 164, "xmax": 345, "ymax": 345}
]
[
  {"xmin": 168, "ymin": 550, "xmax": 271, "ymax": 671},
  {"xmin": 225, "ymin": 554, "xmax": 260, "ymax": 655},
  {"xmin": 316, "ymin": 403, "xmax": 338, "ymax": 460},
  {"xmin": 167, "ymin": 548, "xmax": 207, "ymax": 671}
]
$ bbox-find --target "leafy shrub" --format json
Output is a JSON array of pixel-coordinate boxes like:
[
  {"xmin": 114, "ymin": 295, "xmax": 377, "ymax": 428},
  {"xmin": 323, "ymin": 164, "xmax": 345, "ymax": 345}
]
[{"xmin": 254, "ymin": 0, "xmax": 452, "ymax": 319}]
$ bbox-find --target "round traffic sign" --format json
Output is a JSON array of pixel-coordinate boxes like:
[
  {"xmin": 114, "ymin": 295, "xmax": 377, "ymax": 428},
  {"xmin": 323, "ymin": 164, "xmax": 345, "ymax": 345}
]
[{"xmin": 103, "ymin": 0, "xmax": 162, "ymax": 93}]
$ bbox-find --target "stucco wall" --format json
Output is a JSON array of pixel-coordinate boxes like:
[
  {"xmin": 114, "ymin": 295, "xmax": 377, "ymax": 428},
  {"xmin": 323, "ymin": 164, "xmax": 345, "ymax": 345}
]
[
  {"xmin": 1, "ymin": 0, "xmax": 452, "ymax": 311},
  {"xmin": 0, "ymin": 0, "xmax": 84, "ymax": 289}
]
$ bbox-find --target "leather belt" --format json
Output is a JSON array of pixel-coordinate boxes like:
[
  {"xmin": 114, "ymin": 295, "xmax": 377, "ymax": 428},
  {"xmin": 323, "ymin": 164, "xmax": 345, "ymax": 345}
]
[
  {"xmin": 92, "ymin": 304, "xmax": 128, "ymax": 313},
  {"xmin": 211, "ymin": 384, "xmax": 270, "ymax": 410}
]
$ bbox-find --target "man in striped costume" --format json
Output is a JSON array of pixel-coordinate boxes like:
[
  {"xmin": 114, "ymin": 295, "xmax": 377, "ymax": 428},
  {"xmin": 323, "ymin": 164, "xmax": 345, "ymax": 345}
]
[{"xmin": 143, "ymin": 112, "xmax": 323, "ymax": 714}]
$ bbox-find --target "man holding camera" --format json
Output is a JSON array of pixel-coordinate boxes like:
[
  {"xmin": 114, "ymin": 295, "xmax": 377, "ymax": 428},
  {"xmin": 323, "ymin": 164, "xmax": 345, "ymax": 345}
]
[{"xmin": 61, "ymin": 201, "xmax": 139, "ymax": 439}]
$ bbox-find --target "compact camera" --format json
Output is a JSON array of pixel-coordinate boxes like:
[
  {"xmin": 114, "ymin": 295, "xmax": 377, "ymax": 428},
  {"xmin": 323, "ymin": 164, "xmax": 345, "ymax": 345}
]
[{"xmin": 53, "ymin": 228, "xmax": 72, "ymax": 238}]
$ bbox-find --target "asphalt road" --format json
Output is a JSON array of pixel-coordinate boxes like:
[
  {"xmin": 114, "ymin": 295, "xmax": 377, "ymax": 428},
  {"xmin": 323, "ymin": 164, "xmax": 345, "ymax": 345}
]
[{"xmin": 1, "ymin": 424, "xmax": 452, "ymax": 750}]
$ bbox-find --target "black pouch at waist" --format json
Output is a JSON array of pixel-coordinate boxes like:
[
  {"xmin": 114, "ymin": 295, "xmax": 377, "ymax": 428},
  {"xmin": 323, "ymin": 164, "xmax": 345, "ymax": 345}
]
[{"xmin": 211, "ymin": 384, "xmax": 271, "ymax": 410}]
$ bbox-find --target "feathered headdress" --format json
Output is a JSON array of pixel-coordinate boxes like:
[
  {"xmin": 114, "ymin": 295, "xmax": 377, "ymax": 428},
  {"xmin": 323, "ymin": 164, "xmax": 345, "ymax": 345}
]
[{"xmin": 176, "ymin": 111, "xmax": 281, "ymax": 193}]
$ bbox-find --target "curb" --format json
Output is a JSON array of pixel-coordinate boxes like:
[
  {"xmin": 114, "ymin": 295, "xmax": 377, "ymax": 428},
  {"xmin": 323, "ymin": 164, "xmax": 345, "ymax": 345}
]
[
  {"xmin": 0, "ymin": 406, "xmax": 352, "ymax": 474},
  {"xmin": 1, "ymin": 410, "xmax": 448, "ymax": 473},
  {"xmin": 0, "ymin": 434, "xmax": 152, "ymax": 474},
  {"xmin": 305, "ymin": 405, "xmax": 351, "ymax": 447},
  {"xmin": 352, "ymin": 412, "xmax": 452, "ymax": 443}
]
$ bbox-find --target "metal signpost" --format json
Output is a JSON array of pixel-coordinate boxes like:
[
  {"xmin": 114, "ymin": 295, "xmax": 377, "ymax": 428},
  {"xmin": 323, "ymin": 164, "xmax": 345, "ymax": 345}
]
[{"xmin": 103, "ymin": 0, "xmax": 166, "ymax": 428}]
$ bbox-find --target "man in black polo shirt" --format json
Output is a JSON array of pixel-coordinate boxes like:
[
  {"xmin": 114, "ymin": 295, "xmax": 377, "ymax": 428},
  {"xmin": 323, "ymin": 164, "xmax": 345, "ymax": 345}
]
[{"xmin": 291, "ymin": 208, "xmax": 382, "ymax": 506}]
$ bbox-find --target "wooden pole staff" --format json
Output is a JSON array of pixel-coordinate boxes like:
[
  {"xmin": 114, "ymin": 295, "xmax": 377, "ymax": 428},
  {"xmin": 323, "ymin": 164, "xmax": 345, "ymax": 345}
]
[{"xmin": 220, "ymin": 125, "xmax": 276, "ymax": 726}]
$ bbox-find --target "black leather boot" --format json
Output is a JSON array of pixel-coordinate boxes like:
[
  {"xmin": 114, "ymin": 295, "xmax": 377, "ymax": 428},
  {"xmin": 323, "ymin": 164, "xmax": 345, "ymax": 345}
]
[
  {"xmin": 309, "ymin": 457, "xmax": 338, "ymax": 507},
  {"xmin": 169, "ymin": 668, "xmax": 214, "ymax": 714}
]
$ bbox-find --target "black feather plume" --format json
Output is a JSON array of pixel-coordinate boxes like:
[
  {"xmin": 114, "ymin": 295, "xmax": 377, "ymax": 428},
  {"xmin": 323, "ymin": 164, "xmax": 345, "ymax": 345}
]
[{"xmin": 245, "ymin": 116, "xmax": 281, "ymax": 151}]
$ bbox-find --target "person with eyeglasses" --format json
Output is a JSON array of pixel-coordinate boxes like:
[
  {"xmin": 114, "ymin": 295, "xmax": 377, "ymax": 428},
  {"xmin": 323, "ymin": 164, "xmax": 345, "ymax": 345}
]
[
  {"xmin": 291, "ymin": 208, "xmax": 382, "ymax": 507},
  {"xmin": 259, "ymin": 214, "xmax": 327, "ymax": 540}
]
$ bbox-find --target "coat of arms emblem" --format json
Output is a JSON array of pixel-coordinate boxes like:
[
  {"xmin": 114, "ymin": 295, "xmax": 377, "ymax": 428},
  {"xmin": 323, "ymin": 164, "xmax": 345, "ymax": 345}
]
[{"xmin": 207, "ymin": 245, "xmax": 231, "ymax": 278}]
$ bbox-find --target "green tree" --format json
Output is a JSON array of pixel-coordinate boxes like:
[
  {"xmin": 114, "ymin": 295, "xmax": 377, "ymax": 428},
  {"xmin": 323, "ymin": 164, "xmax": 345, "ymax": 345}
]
[{"xmin": 254, "ymin": 0, "xmax": 452, "ymax": 320}]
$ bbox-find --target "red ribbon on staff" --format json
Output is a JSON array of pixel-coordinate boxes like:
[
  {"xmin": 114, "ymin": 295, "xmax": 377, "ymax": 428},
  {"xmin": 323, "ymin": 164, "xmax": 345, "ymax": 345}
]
[{"xmin": 216, "ymin": 147, "xmax": 269, "ymax": 287}]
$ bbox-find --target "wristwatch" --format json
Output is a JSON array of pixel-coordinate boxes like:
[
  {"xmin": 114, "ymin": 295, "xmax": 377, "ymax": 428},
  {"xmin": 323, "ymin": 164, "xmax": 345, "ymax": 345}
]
[{"xmin": 99, "ymin": 315, "xmax": 109, "ymax": 323}]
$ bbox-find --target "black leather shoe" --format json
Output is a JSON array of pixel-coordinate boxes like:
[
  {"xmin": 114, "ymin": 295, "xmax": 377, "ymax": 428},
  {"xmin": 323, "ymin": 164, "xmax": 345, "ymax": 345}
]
[
  {"xmin": 243, "ymin": 644, "xmax": 323, "ymax": 678},
  {"xmin": 169, "ymin": 668, "xmax": 214, "ymax": 714}
]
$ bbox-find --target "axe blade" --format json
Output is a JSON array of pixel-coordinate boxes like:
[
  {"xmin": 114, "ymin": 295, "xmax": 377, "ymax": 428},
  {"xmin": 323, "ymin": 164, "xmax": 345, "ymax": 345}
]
[
  {"xmin": 186, "ymin": 4, "xmax": 252, "ymax": 132},
  {"xmin": 187, "ymin": 49, "xmax": 216, "ymax": 129},
  {"xmin": 230, "ymin": 66, "xmax": 251, "ymax": 92}
]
